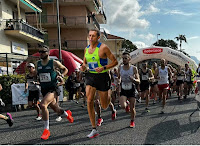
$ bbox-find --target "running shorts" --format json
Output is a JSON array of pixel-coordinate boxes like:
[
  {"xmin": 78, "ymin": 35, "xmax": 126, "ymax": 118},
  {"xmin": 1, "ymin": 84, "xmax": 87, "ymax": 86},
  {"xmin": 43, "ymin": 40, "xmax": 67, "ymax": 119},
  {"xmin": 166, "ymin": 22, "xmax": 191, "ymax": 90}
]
[
  {"xmin": 140, "ymin": 81, "xmax": 150, "ymax": 92},
  {"xmin": 158, "ymin": 84, "xmax": 169, "ymax": 90},
  {"xmin": 176, "ymin": 80, "xmax": 184, "ymax": 86},
  {"xmin": 41, "ymin": 86, "xmax": 61, "ymax": 97},
  {"xmin": 28, "ymin": 90, "xmax": 40, "ymax": 102},
  {"xmin": 85, "ymin": 72, "xmax": 111, "ymax": 91}
]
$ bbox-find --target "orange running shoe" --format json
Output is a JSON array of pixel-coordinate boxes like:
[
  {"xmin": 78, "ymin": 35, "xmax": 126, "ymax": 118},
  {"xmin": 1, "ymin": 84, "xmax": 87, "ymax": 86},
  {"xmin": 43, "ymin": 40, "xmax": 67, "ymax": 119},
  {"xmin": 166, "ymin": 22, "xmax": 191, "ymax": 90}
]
[
  {"xmin": 41, "ymin": 129, "xmax": 50, "ymax": 140},
  {"xmin": 66, "ymin": 110, "xmax": 74, "ymax": 123}
]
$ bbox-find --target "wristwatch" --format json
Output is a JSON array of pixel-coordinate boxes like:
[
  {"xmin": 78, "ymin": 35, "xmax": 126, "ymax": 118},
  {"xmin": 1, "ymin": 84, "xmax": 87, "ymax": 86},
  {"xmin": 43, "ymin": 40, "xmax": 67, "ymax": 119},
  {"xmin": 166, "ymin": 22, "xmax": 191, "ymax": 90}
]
[{"xmin": 103, "ymin": 66, "xmax": 106, "ymax": 70}]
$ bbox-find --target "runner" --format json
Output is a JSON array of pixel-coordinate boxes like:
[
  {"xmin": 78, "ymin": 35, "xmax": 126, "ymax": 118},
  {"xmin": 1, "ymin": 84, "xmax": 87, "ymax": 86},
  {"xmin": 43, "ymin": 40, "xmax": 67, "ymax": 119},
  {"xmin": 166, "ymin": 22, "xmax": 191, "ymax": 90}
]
[
  {"xmin": 118, "ymin": 52, "xmax": 140, "ymax": 127},
  {"xmin": 110, "ymin": 68, "xmax": 119, "ymax": 107},
  {"xmin": 155, "ymin": 58, "xmax": 172, "ymax": 114},
  {"xmin": 95, "ymin": 90, "xmax": 116, "ymax": 127},
  {"xmin": 37, "ymin": 45, "xmax": 74, "ymax": 140},
  {"xmin": 184, "ymin": 64, "xmax": 193, "ymax": 99},
  {"xmin": 150, "ymin": 62, "xmax": 159, "ymax": 104},
  {"xmin": 25, "ymin": 63, "xmax": 41, "ymax": 120},
  {"xmin": 80, "ymin": 29, "xmax": 118, "ymax": 138},
  {"xmin": 175, "ymin": 65, "xmax": 185, "ymax": 100},
  {"xmin": 0, "ymin": 84, "xmax": 13, "ymax": 127},
  {"xmin": 139, "ymin": 61, "xmax": 154, "ymax": 112}
]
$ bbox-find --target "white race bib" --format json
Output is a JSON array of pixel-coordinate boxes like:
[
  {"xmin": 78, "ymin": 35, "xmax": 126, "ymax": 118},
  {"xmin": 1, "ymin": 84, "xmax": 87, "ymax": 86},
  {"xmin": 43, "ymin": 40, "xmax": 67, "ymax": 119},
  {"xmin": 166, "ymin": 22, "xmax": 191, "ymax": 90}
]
[
  {"xmin": 39, "ymin": 73, "xmax": 51, "ymax": 82},
  {"xmin": 122, "ymin": 82, "xmax": 132, "ymax": 90},
  {"xmin": 177, "ymin": 76, "xmax": 184, "ymax": 80},
  {"xmin": 142, "ymin": 75, "xmax": 148, "ymax": 80}
]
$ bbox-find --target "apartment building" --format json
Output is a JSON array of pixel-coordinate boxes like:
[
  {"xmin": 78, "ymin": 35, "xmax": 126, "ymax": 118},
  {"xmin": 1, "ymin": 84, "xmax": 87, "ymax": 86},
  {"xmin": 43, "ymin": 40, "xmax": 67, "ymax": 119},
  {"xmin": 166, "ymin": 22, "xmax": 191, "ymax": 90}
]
[
  {"xmin": 0, "ymin": 0, "xmax": 44, "ymax": 74},
  {"xmin": 26, "ymin": 0, "xmax": 107, "ymax": 59}
]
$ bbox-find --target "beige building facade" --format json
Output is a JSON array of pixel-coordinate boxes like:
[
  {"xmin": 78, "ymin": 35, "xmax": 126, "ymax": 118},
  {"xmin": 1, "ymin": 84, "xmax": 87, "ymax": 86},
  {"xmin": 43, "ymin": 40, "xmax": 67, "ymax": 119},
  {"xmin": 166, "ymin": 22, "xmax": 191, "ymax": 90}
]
[{"xmin": 0, "ymin": 0, "xmax": 44, "ymax": 74}]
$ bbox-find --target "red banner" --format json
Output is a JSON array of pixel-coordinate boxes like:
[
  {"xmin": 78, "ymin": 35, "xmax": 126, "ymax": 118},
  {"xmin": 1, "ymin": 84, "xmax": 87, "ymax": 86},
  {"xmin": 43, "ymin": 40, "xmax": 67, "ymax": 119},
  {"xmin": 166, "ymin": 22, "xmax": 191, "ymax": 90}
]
[{"xmin": 143, "ymin": 48, "xmax": 163, "ymax": 54}]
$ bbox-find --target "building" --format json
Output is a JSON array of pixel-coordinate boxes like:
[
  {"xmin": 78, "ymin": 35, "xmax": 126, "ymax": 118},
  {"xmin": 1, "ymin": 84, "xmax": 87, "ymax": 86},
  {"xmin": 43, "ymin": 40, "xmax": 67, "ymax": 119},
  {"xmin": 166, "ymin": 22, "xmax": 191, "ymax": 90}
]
[
  {"xmin": 26, "ymin": 0, "xmax": 107, "ymax": 59},
  {"xmin": 0, "ymin": 0, "xmax": 44, "ymax": 74}
]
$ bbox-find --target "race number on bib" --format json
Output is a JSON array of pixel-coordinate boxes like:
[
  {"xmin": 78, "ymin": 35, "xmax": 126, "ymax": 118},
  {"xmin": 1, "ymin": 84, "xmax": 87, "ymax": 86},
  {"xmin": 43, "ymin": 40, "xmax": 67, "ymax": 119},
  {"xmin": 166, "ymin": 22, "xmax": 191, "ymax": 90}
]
[
  {"xmin": 39, "ymin": 73, "xmax": 51, "ymax": 82},
  {"xmin": 122, "ymin": 82, "xmax": 132, "ymax": 90},
  {"xmin": 142, "ymin": 75, "xmax": 148, "ymax": 80}
]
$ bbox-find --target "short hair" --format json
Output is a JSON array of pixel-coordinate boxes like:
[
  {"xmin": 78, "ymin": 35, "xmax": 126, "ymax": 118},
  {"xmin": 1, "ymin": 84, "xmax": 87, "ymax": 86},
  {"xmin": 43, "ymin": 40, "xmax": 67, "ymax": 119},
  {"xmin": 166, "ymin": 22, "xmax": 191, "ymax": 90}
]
[
  {"xmin": 42, "ymin": 45, "xmax": 50, "ymax": 51},
  {"xmin": 122, "ymin": 52, "xmax": 130, "ymax": 56},
  {"xmin": 89, "ymin": 29, "xmax": 100, "ymax": 37}
]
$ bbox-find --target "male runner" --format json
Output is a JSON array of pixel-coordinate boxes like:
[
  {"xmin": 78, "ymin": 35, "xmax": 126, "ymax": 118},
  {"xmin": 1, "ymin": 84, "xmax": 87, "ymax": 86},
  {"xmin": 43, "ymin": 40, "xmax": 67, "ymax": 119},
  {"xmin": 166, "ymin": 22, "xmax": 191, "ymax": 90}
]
[
  {"xmin": 184, "ymin": 63, "xmax": 193, "ymax": 99},
  {"xmin": 175, "ymin": 65, "xmax": 185, "ymax": 100},
  {"xmin": 118, "ymin": 52, "xmax": 140, "ymax": 127},
  {"xmin": 80, "ymin": 29, "xmax": 118, "ymax": 138},
  {"xmin": 139, "ymin": 61, "xmax": 154, "ymax": 112},
  {"xmin": 155, "ymin": 59, "xmax": 172, "ymax": 114},
  {"xmin": 37, "ymin": 45, "xmax": 74, "ymax": 140}
]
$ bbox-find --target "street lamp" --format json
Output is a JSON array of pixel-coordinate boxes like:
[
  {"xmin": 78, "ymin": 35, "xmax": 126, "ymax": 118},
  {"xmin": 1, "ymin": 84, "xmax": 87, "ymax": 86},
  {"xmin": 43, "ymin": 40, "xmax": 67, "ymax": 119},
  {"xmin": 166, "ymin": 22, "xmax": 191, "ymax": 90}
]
[{"xmin": 157, "ymin": 34, "xmax": 160, "ymax": 43}]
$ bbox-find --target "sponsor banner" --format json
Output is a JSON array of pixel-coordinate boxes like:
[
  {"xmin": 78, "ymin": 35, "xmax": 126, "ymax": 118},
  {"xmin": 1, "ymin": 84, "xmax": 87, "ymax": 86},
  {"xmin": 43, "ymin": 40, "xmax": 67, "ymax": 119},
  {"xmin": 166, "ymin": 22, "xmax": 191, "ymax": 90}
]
[
  {"xmin": 11, "ymin": 83, "xmax": 63, "ymax": 105},
  {"xmin": 143, "ymin": 48, "xmax": 163, "ymax": 54}
]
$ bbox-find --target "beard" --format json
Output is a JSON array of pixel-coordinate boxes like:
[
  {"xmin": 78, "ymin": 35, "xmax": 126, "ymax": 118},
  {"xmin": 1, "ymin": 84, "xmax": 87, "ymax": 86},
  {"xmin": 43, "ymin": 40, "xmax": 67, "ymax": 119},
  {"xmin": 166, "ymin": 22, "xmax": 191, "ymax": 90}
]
[
  {"xmin": 41, "ymin": 54, "xmax": 48, "ymax": 60},
  {"xmin": 123, "ymin": 62, "xmax": 129, "ymax": 65}
]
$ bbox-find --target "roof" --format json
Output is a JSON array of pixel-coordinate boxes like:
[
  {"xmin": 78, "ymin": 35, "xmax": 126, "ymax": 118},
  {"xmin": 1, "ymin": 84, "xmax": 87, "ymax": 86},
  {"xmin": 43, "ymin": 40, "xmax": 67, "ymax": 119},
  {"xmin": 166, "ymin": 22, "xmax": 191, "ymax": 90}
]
[{"xmin": 101, "ymin": 32, "xmax": 125, "ymax": 40}]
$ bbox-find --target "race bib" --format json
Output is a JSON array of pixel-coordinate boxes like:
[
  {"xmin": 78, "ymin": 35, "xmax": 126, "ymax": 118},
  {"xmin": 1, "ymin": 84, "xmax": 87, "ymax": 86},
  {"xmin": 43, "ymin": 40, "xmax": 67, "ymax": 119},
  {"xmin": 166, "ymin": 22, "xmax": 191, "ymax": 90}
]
[
  {"xmin": 142, "ymin": 75, "xmax": 148, "ymax": 80},
  {"xmin": 39, "ymin": 73, "xmax": 51, "ymax": 82},
  {"xmin": 111, "ymin": 83, "xmax": 116, "ymax": 91},
  {"xmin": 122, "ymin": 82, "xmax": 132, "ymax": 90},
  {"xmin": 88, "ymin": 62, "xmax": 98, "ymax": 71},
  {"xmin": 177, "ymin": 76, "xmax": 184, "ymax": 80}
]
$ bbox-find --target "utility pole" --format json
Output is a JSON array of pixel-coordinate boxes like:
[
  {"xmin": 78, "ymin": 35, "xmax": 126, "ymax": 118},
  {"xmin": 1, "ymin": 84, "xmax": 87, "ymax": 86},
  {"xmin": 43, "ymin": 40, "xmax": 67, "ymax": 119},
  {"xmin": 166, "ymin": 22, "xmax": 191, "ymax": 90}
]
[{"xmin": 56, "ymin": 0, "xmax": 62, "ymax": 62}]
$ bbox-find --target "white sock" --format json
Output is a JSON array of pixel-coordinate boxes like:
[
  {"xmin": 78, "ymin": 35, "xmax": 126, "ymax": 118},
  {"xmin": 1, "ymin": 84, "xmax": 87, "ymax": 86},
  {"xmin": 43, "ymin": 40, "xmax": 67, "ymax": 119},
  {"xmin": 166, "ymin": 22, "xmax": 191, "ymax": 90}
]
[
  {"xmin": 63, "ymin": 111, "xmax": 68, "ymax": 117},
  {"xmin": 44, "ymin": 120, "xmax": 49, "ymax": 130}
]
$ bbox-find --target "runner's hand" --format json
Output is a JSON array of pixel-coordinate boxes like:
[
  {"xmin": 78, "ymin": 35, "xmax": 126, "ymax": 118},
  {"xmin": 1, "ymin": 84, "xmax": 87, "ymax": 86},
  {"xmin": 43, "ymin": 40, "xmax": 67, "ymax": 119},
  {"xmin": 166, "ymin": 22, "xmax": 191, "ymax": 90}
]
[
  {"xmin": 129, "ymin": 76, "xmax": 135, "ymax": 82},
  {"xmin": 80, "ymin": 64, "xmax": 87, "ymax": 72},
  {"xmin": 0, "ymin": 98, "xmax": 5, "ymax": 106},
  {"xmin": 95, "ymin": 67, "xmax": 104, "ymax": 73}
]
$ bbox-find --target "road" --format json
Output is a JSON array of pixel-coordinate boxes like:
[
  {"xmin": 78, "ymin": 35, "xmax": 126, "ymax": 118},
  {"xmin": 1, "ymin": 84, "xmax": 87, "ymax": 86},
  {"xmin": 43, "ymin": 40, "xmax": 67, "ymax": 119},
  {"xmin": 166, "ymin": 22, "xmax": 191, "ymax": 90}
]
[{"xmin": 1, "ymin": 93, "xmax": 200, "ymax": 145}]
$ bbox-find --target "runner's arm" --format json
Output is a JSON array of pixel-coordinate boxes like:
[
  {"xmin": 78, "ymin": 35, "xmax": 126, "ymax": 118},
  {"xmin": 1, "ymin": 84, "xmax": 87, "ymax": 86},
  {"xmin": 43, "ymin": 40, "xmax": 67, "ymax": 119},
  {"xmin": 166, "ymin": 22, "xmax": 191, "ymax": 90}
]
[
  {"xmin": 132, "ymin": 66, "xmax": 140, "ymax": 84},
  {"xmin": 80, "ymin": 48, "xmax": 87, "ymax": 72},
  {"xmin": 54, "ymin": 60, "xmax": 68, "ymax": 77}
]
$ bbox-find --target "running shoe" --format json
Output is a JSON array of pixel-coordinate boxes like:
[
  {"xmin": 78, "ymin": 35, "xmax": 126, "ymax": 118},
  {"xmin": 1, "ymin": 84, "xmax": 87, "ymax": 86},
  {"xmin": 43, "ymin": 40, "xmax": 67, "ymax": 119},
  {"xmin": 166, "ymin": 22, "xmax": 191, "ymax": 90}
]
[
  {"xmin": 56, "ymin": 116, "xmax": 62, "ymax": 122},
  {"xmin": 66, "ymin": 110, "xmax": 74, "ymax": 123},
  {"xmin": 130, "ymin": 121, "xmax": 135, "ymax": 128},
  {"xmin": 35, "ymin": 116, "xmax": 42, "ymax": 121},
  {"xmin": 160, "ymin": 108, "xmax": 165, "ymax": 114},
  {"xmin": 97, "ymin": 118, "xmax": 103, "ymax": 126},
  {"xmin": 153, "ymin": 99, "xmax": 156, "ymax": 104},
  {"xmin": 41, "ymin": 129, "xmax": 50, "ymax": 140},
  {"xmin": 112, "ymin": 109, "xmax": 117, "ymax": 120},
  {"xmin": 87, "ymin": 129, "xmax": 99, "ymax": 138},
  {"xmin": 145, "ymin": 108, "xmax": 150, "ymax": 113},
  {"xmin": 125, "ymin": 104, "xmax": 130, "ymax": 113},
  {"xmin": 6, "ymin": 113, "xmax": 13, "ymax": 127}
]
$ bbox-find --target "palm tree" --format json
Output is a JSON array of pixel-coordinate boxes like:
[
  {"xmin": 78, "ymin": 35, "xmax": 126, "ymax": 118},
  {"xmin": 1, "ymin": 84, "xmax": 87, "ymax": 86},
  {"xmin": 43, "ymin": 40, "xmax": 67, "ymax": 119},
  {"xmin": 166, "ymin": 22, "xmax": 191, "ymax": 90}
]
[{"xmin": 175, "ymin": 34, "xmax": 187, "ymax": 51}]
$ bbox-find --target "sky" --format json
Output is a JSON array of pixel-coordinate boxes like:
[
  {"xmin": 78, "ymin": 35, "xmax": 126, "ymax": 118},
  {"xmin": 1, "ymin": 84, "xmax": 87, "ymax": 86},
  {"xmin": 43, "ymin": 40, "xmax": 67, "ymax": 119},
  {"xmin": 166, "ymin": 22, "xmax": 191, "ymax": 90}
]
[{"xmin": 101, "ymin": 0, "xmax": 200, "ymax": 60}]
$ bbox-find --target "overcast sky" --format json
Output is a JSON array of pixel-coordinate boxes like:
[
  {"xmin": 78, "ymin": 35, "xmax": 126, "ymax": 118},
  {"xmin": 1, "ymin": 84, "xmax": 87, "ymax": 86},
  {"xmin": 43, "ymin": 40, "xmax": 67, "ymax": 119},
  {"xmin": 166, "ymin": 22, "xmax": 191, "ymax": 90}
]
[{"xmin": 101, "ymin": 0, "xmax": 200, "ymax": 60}]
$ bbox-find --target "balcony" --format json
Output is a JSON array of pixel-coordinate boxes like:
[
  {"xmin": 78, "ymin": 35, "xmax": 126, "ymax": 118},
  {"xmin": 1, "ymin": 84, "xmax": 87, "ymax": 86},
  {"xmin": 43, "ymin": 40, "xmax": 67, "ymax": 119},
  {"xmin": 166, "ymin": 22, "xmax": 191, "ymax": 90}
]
[
  {"xmin": 43, "ymin": 0, "xmax": 102, "ymax": 13},
  {"xmin": 26, "ymin": 15, "xmax": 66, "ymax": 27},
  {"xmin": 28, "ymin": 40, "xmax": 88, "ymax": 50},
  {"xmin": 4, "ymin": 19, "xmax": 44, "ymax": 43},
  {"xmin": 95, "ymin": 7, "xmax": 107, "ymax": 24},
  {"xmin": 8, "ymin": 0, "xmax": 42, "ymax": 12}
]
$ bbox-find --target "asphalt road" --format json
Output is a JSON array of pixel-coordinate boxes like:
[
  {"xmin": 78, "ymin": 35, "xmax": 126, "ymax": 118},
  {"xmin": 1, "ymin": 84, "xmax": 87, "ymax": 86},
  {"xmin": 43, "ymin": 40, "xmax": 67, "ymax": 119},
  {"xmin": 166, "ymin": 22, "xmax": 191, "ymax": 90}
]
[{"xmin": 1, "ymin": 93, "xmax": 200, "ymax": 145}]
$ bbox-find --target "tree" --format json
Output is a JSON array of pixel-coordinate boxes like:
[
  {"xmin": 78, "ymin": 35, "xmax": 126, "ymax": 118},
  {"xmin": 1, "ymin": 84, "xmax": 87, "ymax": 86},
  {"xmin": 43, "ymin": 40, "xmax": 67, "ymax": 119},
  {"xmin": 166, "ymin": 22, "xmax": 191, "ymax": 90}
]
[
  {"xmin": 153, "ymin": 39, "xmax": 178, "ymax": 50},
  {"xmin": 174, "ymin": 34, "xmax": 187, "ymax": 51},
  {"xmin": 122, "ymin": 39, "xmax": 138, "ymax": 53}
]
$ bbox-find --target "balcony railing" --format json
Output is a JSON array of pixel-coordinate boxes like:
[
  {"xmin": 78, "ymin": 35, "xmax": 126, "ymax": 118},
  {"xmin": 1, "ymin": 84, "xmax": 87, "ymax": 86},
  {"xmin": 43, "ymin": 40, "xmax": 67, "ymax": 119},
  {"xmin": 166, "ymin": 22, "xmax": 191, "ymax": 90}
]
[
  {"xmin": 29, "ymin": 0, "xmax": 42, "ymax": 9},
  {"xmin": 91, "ymin": 16, "xmax": 100, "ymax": 30},
  {"xmin": 26, "ymin": 15, "xmax": 66, "ymax": 26},
  {"xmin": 4, "ymin": 19, "xmax": 44, "ymax": 40},
  {"xmin": 28, "ymin": 40, "xmax": 88, "ymax": 50},
  {"xmin": 94, "ymin": 0, "xmax": 100, "ymax": 9}
]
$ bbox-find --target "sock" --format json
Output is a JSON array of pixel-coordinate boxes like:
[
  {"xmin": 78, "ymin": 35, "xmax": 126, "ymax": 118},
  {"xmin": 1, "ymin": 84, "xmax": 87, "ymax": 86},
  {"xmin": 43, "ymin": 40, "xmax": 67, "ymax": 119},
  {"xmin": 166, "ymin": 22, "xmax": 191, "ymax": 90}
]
[
  {"xmin": 4, "ymin": 116, "xmax": 8, "ymax": 120},
  {"xmin": 43, "ymin": 120, "xmax": 49, "ymax": 130},
  {"xmin": 63, "ymin": 111, "xmax": 68, "ymax": 117}
]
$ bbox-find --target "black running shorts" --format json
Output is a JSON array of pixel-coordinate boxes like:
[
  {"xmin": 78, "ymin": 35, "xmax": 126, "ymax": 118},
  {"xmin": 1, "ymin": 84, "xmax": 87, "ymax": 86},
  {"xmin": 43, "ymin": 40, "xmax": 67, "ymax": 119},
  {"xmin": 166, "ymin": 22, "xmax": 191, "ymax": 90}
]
[
  {"xmin": 41, "ymin": 86, "xmax": 61, "ymax": 97},
  {"xmin": 176, "ymin": 80, "xmax": 184, "ymax": 86},
  {"xmin": 85, "ymin": 72, "xmax": 111, "ymax": 91},
  {"xmin": 120, "ymin": 85, "xmax": 136, "ymax": 98},
  {"xmin": 140, "ymin": 81, "xmax": 150, "ymax": 92},
  {"xmin": 28, "ymin": 90, "xmax": 40, "ymax": 102}
]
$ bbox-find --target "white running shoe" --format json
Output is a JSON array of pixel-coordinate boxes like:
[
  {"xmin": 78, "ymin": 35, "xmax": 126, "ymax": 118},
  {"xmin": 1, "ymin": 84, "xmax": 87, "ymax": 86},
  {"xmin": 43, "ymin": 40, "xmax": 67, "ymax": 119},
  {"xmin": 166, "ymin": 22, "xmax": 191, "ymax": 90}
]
[
  {"xmin": 56, "ymin": 116, "xmax": 62, "ymax": 122},
  {"xmin": 87, "ymin": 129, "xmax": 99, "ymax": 138},
  {"xmin": 35, "ymin": 116, "xmax": 42, "ymax": 121}
]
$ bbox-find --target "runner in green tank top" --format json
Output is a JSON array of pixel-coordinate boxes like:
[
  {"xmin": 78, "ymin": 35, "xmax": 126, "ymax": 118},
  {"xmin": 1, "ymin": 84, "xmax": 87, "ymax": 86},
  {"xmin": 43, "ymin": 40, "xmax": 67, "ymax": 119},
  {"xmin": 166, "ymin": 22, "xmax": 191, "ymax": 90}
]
[
  {"xmin": 36, "ymin": 45, "xmax": 74, "ymax": 140},
  {"xmin": 80, "ymin": 29, "xmax": 118, "ymax": 138}
]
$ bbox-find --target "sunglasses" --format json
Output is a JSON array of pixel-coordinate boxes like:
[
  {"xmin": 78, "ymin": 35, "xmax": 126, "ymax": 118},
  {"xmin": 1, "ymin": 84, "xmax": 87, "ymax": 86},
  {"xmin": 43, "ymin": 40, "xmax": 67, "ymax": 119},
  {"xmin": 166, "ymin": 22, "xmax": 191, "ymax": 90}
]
[{"xmin": 39, "ymin": 50, "xmax": 48, "ymax": 54}]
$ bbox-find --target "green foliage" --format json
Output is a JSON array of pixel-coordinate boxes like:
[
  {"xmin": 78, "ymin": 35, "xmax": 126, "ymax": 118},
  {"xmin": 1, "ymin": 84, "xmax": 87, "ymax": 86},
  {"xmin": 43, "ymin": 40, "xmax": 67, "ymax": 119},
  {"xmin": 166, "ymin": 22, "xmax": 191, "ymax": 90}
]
[
  {"xmin": 122, "ymin": 39, "xmax": 138, "ymax": 52},
  {"xmin": 153, "ymin": 39, "xmax": 178, "ymax": 50},
  {"xmin": 0, "ymin": 75, "xmax": 26, "ymax": 104}
]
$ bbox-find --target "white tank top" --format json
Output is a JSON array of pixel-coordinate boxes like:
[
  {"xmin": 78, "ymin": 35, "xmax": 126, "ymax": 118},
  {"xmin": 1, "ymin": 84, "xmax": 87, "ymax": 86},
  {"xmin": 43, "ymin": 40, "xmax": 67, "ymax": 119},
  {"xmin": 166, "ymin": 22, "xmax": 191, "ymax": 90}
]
[
  {"xmin": 185, "ymin": 69, "xmax": 191, "ymax": 81},
  {"xmin": 158, "ymin": 66, "xmax": 169, "ymax": 85},
  {"xmin": 120, "ymin": 65, "xmax": 134, "ymax": 90}
]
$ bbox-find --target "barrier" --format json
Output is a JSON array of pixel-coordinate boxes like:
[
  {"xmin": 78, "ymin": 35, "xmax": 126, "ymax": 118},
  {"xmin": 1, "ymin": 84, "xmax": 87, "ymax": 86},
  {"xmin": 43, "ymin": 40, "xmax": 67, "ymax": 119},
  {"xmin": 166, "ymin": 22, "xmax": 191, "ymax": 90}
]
[{"xmin": 11, "ymin": 83, "xmax": 63, "ymax": 105}]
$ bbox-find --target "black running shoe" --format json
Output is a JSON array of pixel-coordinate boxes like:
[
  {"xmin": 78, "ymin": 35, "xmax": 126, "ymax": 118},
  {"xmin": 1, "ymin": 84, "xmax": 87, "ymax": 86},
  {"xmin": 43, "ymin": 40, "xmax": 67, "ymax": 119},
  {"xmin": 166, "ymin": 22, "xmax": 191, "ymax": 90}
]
[{"xmin": 6, "ymin": 113, "xmax": 13, "ymax": 127}]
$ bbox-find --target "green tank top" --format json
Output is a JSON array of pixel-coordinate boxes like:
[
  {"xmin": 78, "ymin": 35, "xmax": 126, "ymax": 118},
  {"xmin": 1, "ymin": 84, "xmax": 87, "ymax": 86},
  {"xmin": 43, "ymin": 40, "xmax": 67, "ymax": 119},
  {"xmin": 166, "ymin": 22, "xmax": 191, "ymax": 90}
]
[
  {"xmin": 37, "ymin": 59, "xmax": 57, "ymax": 88},
  {"xmin": 85, "ymin": 42, "xmax": 108, "ymax": 73}
]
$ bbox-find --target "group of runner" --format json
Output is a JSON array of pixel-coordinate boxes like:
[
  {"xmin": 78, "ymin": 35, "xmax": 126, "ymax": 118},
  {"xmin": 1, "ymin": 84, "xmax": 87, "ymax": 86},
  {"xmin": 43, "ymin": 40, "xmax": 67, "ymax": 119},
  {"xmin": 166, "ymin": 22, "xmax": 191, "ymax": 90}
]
[{"xmin": 1, "ymin": 28, "xmax": 199, "ymax": 140}]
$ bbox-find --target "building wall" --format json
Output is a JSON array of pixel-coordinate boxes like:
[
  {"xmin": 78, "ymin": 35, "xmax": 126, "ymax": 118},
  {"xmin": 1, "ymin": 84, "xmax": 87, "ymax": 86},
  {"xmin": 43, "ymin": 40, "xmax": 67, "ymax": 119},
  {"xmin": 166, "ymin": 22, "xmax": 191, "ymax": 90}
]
[{"xmin": 0, "ymin": 0, "xmax": 28, "ymax": 55}]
